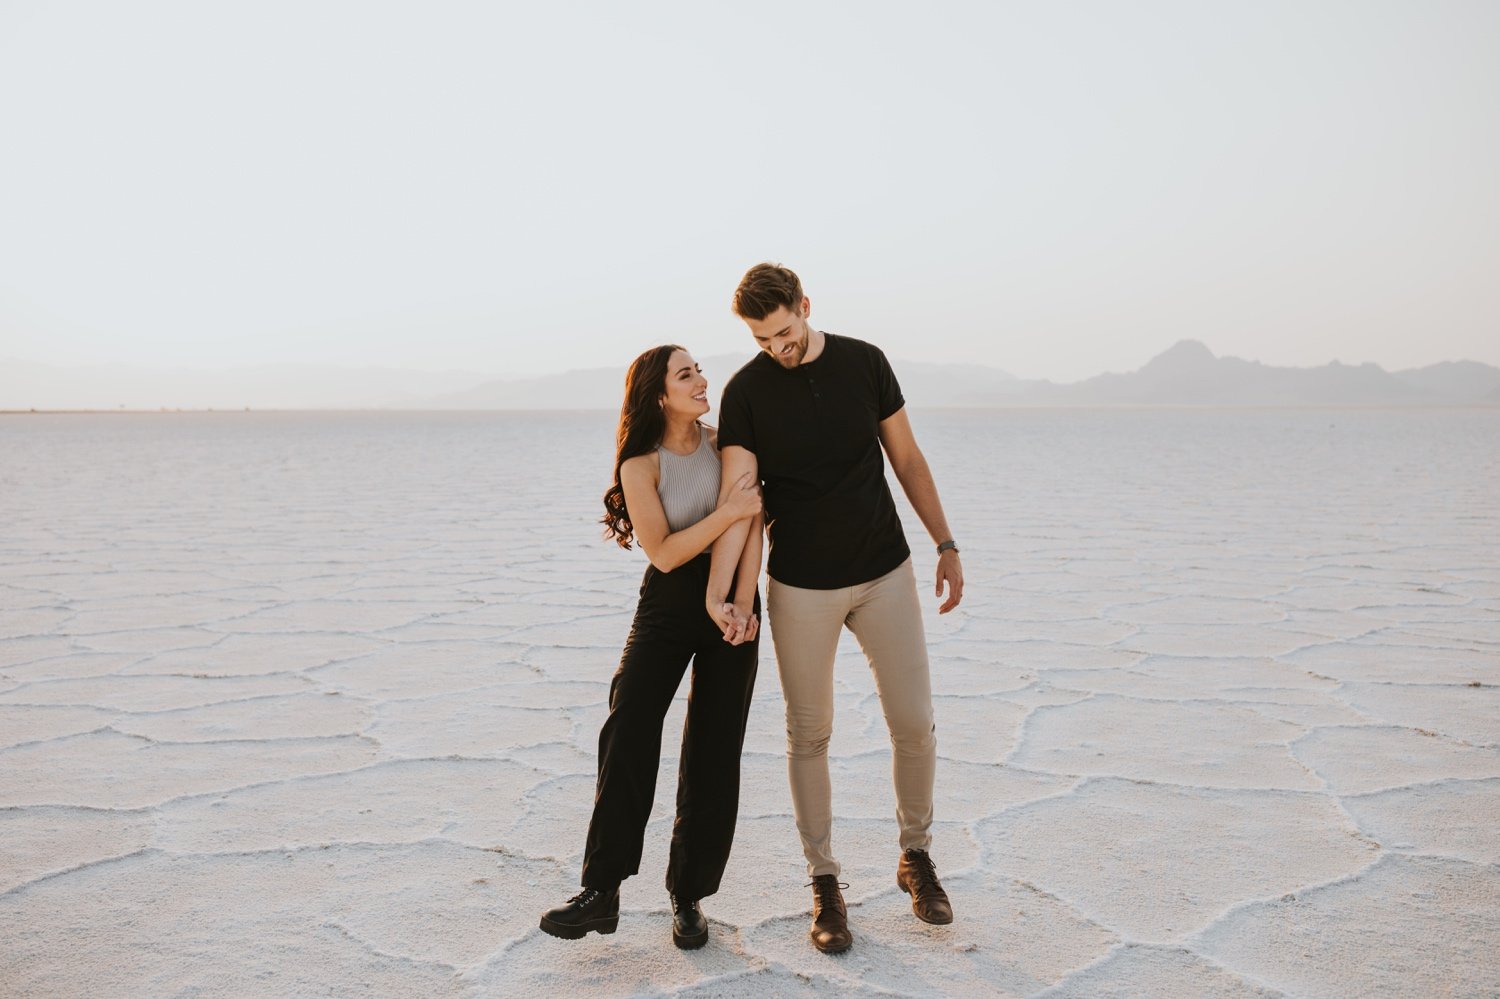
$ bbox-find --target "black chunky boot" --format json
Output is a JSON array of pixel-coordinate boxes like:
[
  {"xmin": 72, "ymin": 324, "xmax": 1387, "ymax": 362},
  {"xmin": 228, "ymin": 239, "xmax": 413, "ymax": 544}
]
[
  {"xmin": 539, "ymin": 886, "xmax": 620, "ymax": 939},
  {"xmin": 670, "ymin": 895, "xmax": 708, "ymax": 949}
]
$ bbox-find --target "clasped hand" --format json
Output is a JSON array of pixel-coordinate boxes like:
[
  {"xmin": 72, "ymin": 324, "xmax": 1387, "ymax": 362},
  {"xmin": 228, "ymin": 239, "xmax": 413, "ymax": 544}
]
[{"xmin": 707, "ymin": 600, "xmax": 758, "ymax": 645}]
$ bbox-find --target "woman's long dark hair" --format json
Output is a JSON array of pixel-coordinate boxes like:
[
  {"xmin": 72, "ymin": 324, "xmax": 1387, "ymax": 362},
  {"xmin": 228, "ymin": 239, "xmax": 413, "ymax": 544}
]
[{"xmin": 602, "ymin": 344, "xmax": 687, "ymax": 549}]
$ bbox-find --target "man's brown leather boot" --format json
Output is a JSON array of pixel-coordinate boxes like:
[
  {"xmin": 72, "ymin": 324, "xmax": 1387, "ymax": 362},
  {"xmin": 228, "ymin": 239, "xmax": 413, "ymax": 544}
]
[
  {"xmin": 808, "ymin": 874, "xmax": 853, "ymax": 953},
  {"xmin": 896, "ymin": 848, "xmax": 953, "ymax": 924}
]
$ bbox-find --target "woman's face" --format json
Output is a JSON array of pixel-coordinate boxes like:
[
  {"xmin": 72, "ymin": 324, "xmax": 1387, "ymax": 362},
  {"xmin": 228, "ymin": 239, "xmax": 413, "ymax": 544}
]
[{"xmin": 660, "ymin": 349, "xmax": 709, "ymax": 419}]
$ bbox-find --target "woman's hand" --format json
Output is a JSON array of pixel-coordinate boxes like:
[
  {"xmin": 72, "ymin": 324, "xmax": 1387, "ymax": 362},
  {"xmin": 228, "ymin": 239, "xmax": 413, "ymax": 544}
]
[
  {"xmin": 722, "ymin": 472, "xmax": 762, "ymax": 521},
  {"xmin": 708, "ymin": 600, "xmax": 756, "ymax": 645},
  {"xmin": 732, "ymin": 600, "xmax": 759, "ymax": 643}
]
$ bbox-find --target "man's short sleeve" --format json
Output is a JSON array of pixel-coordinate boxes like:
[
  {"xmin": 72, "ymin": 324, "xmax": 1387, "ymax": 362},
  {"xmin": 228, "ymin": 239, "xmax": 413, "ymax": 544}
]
[
  {"xmin": 716, "ymin": 374, "xmax": 756, "ymax": 454},
  {"xmin": 873, "ymin": 346, "xmax": 905, "ymax": 420}
]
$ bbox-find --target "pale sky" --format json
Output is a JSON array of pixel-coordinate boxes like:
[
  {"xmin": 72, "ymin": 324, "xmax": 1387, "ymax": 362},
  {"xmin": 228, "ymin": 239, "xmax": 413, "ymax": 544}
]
[{"xmin": 1, "ymin": 0, "xmax": 1496, "ymax": 383}]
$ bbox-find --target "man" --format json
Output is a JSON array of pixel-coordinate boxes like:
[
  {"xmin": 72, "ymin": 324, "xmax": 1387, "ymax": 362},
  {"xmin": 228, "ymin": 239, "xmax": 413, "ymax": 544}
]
[{"xmin": 706, "ymin": 262, "xmax": 964, "ymax": 954}]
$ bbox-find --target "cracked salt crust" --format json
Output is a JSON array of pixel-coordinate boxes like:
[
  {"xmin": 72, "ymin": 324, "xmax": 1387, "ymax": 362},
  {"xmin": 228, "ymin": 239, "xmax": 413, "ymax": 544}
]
[{"xmin": 1, "ymin": 408, "xmax": 1496, "ymax": 997}]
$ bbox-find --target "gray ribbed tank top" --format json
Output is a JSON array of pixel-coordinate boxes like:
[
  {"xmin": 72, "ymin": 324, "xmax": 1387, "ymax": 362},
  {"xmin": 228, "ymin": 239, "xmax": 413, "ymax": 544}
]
[{"xmin": 657, "ymin": 425, "xmax": 720, "ymax": 532}]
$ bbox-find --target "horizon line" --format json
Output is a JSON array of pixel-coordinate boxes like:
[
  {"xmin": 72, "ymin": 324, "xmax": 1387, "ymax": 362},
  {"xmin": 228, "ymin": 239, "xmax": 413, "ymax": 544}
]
[{"xmin": 5, "ymin": 340, "xmax": 1498, "ymax": 386}]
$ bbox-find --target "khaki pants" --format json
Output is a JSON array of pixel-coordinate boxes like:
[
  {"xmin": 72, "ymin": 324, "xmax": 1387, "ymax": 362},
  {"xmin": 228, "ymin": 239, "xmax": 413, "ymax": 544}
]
[{"xmin": 767, "ymin": 557, "xmax": 935, "ymax": 877}]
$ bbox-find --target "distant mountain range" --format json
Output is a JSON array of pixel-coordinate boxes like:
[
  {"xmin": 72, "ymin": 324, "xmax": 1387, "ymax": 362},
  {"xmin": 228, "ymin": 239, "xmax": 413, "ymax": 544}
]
[
  {"xmin": 994, "ymin": 340, "xmax": 1500, "ymax": 407},
  {"xmin": 304, "ymin": 341, "xmax": 1500, "ymax": 409},
  {"xmin": 400, "ymin": 353, "xmax": 1024, "ymax": 411},
  {"xmin": 4, "ymin": 342, "xmax": 1498, "ymax": 410}
]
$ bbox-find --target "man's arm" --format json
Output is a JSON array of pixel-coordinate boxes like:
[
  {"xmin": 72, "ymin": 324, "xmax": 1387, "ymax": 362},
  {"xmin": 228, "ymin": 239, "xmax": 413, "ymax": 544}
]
[
  {"xmin": 878, "ymin": 408, "xmax": 964, "ymax": 613},
  {"xmin": 707, "ymin": 444, "xmax": 759, "ymax": 641},
  {"xmin": 623, "ymin": 458, "xmax": 761, "ymax": 573}
]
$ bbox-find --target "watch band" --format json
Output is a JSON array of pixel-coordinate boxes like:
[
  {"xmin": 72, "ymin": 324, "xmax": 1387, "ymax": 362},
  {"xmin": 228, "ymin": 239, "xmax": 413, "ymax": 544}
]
[{"xmin": 936, "ymin": 539, "xmax": 958, "ymax": 555}]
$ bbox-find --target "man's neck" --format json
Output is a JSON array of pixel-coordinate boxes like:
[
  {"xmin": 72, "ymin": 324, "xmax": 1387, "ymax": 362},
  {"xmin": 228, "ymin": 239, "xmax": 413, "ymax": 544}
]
[{"xmin": 800, "ymin": 327, "xmax": 827, "ymax": 365}]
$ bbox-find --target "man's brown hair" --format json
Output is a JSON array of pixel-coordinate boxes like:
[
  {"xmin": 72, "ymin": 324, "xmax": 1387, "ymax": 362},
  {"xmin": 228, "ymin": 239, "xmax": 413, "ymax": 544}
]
[{"xmin": 732, "ymin": 263, "xmax": 804, "ymax": 321}]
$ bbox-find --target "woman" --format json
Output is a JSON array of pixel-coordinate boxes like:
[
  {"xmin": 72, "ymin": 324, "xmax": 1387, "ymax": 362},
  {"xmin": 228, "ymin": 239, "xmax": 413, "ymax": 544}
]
[{"xmin": 539, "ymin": 344, "xmax": 763, "ymax": 950}]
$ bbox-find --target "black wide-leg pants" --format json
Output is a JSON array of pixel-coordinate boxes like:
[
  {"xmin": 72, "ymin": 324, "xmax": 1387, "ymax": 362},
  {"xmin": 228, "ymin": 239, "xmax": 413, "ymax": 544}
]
[{"xmin": 580, "ymin": 554, "xmax": 759, "ymax": 900}]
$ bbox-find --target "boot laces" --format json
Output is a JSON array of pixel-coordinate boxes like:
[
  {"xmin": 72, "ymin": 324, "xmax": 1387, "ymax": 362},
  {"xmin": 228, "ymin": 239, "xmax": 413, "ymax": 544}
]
[
  {"xmin": 906, "ymin": 850, "xmax": 941, "ymax": 894},
  {"xmin": 806, "ymin": 876, "xmax": 848, "ymax": 909},
  {"xmin": 567, "ymin": 887, "xmax": 602, "ymax": 906}
]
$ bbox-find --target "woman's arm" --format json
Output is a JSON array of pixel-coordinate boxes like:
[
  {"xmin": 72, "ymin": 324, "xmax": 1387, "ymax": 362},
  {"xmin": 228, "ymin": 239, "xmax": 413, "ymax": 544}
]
[
  {"xmin": 729, "ymin": 512, "xmax": 764, "ymax": 640},
  {"xmin": 621, "ymin": 455, "xmax": 760, "ymax": 573},
  {"xmin": 706, "ymin": 445, "xmax": 758, "ymax": 641}
]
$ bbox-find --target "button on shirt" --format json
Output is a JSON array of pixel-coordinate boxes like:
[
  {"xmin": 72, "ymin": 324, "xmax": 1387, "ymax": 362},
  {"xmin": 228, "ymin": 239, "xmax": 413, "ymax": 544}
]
[{"xmin": 716, "ymin": 332, "xmax": 910, "ymax": 589}]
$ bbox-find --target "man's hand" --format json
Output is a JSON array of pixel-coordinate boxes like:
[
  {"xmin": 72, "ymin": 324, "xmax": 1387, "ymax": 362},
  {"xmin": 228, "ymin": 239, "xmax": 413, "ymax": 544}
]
[
  {"xmin": 707, "ymin": 599, "xmax": 757, "ymax": 645},
  {"xmin": 936, "ymin": 550, "xmax": 964, "ymax": 614}
]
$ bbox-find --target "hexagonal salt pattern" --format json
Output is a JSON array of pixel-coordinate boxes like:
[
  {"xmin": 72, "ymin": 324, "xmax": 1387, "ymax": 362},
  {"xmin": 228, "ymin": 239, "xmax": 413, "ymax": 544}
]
[
  {"xmin": 1194, "ymin": 854, "xmax": 1500, "ymax": 998},
  {"xmin": 3, "ymin": 408, "xmax": 1497, "ymax": 996},
  {"xmin": 978, "ymin": 778, "xmax": 1379, "ymax": 942}
]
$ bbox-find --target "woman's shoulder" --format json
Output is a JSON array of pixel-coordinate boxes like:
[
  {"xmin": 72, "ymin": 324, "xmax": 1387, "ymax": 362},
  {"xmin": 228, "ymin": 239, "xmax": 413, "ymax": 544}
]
[
  {"xmin": 620, "ymin": 450, "xmax": 661, "ymax": 485},
  {"xmin": 704, "ymin": 424, "xmax": 719, "ymax": 449}
]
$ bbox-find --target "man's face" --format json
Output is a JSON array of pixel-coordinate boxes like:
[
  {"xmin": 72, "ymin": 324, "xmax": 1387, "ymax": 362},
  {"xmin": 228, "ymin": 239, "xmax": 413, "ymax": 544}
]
[{"xmin": 745, "ymin": 301, "xmax": 812, "ymax": 369}]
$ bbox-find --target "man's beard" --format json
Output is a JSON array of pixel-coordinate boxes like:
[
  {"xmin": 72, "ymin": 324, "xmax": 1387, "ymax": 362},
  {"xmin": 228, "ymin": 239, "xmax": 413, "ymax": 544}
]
[{"xmin": 773, "ymin": 323, "xmax": 809, "ymax": 367}]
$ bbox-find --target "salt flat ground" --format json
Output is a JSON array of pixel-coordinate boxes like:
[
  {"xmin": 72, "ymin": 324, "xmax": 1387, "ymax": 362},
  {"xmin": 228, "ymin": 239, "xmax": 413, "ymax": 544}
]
[{"xmin": 1, "ymin": 408, "xmax": 1497, "ymax": 999}]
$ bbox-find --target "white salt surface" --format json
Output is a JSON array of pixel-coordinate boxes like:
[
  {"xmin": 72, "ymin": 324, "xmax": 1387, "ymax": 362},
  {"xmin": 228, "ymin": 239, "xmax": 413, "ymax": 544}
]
[{"xmin": 1, "ymin": 408, "xmax": 1498, "ymax": 998}]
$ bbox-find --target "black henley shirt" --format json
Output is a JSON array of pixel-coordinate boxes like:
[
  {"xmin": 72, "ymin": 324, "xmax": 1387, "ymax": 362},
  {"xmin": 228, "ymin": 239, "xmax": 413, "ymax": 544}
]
[{"xmin": 717, "ymin": 332, "xmax": 910, "ymax": 589}]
